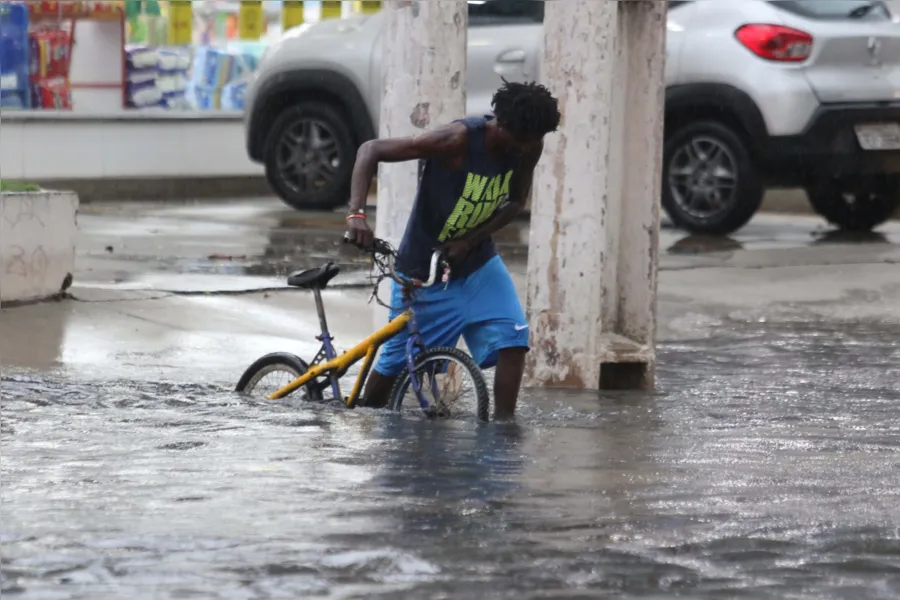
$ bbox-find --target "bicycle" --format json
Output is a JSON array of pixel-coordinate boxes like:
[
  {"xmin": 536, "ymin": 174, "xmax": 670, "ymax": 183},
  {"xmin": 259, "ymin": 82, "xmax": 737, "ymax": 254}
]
[{"xmin": 235, "ymin": 237, "xmax": 491, "ymax": 421}]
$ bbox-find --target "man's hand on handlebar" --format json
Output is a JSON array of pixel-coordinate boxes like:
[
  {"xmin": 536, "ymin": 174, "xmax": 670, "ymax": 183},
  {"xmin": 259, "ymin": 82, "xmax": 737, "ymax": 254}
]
[
  {"xmin": 343, "ymin": 229, "xmax": 394, "ymax": 258},
  {"xmin": 345, "ymin": 215, "xmax": 375, "ymax": 250},
  {"xmin": 342, "ymin": 231, "xmax": 448, "ymax": 288}
]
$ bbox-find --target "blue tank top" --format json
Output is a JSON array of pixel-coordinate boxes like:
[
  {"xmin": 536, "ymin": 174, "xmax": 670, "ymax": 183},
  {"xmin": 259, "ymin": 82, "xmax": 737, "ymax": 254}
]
[{"xmin": 395, "ymin": 115, "xmax": 517, "ymax": 280}]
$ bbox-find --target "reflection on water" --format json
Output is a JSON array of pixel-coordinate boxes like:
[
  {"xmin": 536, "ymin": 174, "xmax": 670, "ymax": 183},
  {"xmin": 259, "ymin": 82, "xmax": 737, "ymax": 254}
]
[
  {"xmin": 812, "ymin": 230, "xmax": 891, "ymax": 246},
  {"xmin": 667, "ymin": 234, "xmax": 744, "ymax": 255},
  {"xmin": 2, "ymin": 319, "xmax": 900, "ymax": 598}
]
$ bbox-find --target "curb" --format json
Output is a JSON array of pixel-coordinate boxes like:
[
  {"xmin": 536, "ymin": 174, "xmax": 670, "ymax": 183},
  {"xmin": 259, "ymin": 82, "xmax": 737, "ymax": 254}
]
[{"xmin": 38, "ymin": 176, "xmax": 899, "ymax": 220}]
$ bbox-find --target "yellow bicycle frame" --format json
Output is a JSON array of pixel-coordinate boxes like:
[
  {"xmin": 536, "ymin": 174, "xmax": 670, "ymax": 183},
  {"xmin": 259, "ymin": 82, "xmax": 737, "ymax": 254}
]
[{"xmin": 266, "ymin": 310, "xmax": 412, "ymax": 405}]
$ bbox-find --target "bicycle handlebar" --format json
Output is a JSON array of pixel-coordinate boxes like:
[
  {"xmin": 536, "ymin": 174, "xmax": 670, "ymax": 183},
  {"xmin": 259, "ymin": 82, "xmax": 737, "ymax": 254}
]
[{"xmin": 343, "ymin": 233, "xmax": 448, "ymax": 288}]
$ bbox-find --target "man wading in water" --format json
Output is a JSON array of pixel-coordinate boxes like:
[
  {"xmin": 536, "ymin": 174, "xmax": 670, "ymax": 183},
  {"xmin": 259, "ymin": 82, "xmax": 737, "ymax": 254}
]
[{"xmin": 345, "ymin": 81, "xmax": 561, "ymax": 420}]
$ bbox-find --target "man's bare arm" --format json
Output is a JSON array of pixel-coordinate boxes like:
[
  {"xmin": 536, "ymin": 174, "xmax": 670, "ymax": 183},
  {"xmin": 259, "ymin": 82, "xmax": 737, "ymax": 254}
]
[
  {"xmin": 453, "ymin": 142, "xmax": 543, "ymax": 248},
  {"xmin": 347, "ymin": 123, "xmax": 467, "ymax": 214}
]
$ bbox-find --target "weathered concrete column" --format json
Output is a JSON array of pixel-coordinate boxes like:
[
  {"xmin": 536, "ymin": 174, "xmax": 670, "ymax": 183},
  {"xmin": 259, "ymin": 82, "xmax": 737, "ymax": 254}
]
[
  {"xmin": 525, "ymin": 0, "xmax": 667, "ymax": 390},
  {"xmin": 373, "ymin": 0, "xmax": 467, "ymax": 325}
]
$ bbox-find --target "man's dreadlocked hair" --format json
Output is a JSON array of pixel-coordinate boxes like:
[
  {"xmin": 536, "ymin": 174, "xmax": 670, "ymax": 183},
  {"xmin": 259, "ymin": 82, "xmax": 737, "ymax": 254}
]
[{"xmin": 491, "ymin": 79, "xmax": 560, "ymax": 138}]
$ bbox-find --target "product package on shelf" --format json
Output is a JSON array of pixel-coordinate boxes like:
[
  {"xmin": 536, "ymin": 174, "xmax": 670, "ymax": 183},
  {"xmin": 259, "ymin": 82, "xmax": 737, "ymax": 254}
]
[
  {"xmin": 191, "ymin": 46, "xmax": 235, "ymax": 89},
  {"xmin": 81, "ymin": 1, "xmax": 124, "ymax": 18},
  {"xmin": 27, "ymin": 1, "xmax": 125, "ymax": 20},
  {"xmin": 157, "ymin": 47, "xmax": 190, "ymax": 72},
  {"xmin": 31, "ymin": 76, "xmax": 71, "ymax": 109},
  {"xmin": 156, "ymin": 47, "xmax": 189, "ymax": 109},
  {"xmin": 29, "ymin": 29, "xmax": 71, "ymax": 79},
  {"xmin": 157, "ymin": 73, "xmax": 189, "ymax": 109},
  {"xmin": 0, "ymin": 89, "xmax": 27, "ymax": 108},
  {"xmin": 0, "ymin": 2, "xmax": 31, "ymax": 108},
  {"xmin": 185, "ymin": 82, "xmax": 220, "ymax": 110},
  {"xmin": 125, "ymin": 45, "xmax": 160, "ymax": 108},
  {"xmin": 229, "ymin": 51, "xmax": 258, "ymax": 82},
  {"xmin": 220, "ymin": 80, "xmax": 246, "ymax": 111},
  {"xmin": 186, "ymin": 45, "xmax": 260, "ymax": 111},
  {"xmin": 126, "ymin": 74, "xmax": 162, "ymax": 108},
  {"xmin": 125, "ymin": 44, "xmax": 158, "ymax": 71}
]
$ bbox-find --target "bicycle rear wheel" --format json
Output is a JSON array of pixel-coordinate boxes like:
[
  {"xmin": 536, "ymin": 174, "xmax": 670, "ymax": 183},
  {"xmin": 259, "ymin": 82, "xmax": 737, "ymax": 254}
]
[
  {"xmin": 388, "ymin": 347, "xmax": 490, "ymax": 422},
  {"xmin": 235, "ymin": 352, "xmax": 324, "ymax": 402}
]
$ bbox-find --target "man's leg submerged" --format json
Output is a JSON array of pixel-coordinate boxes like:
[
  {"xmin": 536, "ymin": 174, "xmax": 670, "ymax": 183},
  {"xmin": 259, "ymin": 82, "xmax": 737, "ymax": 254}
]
[
  {"xmin": 461, "ymin": 255, "xmax": 531, "ymax": 420},
  {"xmin": 493, "ymin": 347, "xmax": 527, "ymax": 420},
  {"xmin": 361, "ymin": 370, "xmax": 395, "ymax": 409},
  {"xmin": 361, "ymin": 280, "xmax": 463, "ymax": 409}
]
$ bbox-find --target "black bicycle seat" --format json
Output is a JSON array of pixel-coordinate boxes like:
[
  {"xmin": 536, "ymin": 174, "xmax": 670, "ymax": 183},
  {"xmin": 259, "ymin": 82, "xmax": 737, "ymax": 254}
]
[{"xmin": 287, "ymin": 262, "xmax": 341, "ymax": 290}]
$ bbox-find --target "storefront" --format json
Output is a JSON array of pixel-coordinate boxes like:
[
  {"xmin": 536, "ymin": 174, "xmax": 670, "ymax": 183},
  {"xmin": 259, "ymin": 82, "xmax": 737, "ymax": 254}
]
[
  {"xmin": 0, "ymin": 1, "xmax": 380, "ymax": 191},
  {"xmin": 0, "ymin": 0, "xmax": 380, "ymax": 112}
]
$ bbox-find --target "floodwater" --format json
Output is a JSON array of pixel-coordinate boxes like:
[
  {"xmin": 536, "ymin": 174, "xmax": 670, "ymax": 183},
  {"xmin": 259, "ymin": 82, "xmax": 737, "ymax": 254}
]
[{"xmin": 3, "ymin": 317, "xmax": 899, "ymax": 599}]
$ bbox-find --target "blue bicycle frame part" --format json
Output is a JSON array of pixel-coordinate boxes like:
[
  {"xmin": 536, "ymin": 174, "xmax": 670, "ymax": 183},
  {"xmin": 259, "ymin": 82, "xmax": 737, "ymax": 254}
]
[
  {"xmin": 313, "ymin": 285, "xmax": 343, "ymax": 401},
  {"xmin": 320, "ymin": 332, "xmax": 343, "ymax": 401},
  {"xmin": 403, "ymin": 290, "xmax": 434, "ymax": 412}
]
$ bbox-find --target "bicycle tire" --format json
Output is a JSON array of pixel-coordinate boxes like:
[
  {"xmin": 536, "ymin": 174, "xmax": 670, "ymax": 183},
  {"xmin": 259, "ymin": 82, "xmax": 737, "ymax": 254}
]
[
  {"xmin": 388, "ymin": 346, "xmax": 490, "ymax": 422},
  {"xmin": 235, "ymin": 352, "xmax": 323, "ymax": 401}
]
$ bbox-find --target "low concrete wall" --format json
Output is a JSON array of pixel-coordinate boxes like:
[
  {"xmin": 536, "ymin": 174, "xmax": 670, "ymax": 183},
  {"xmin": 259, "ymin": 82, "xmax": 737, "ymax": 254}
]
[
  {"xmin": 0, "ymin": 191, "xmax": 79, "ymax": 305},
  {"xmin": 0, "ymin": 111, "xmax": 265, "ymax": 202}
]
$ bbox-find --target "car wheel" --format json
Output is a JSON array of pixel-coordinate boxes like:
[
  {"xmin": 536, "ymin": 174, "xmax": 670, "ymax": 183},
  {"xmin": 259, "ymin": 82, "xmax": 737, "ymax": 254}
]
[
  {"xmin": 662, "ymin": 120, "xmax": 764, "ymax": 235},
  {"xmin": 263, "ymin": 102, "xmax": 356, "ymax": 211},
  {"xmin": 805, "ymin": 175, "xmax": 900, "ymax": 232}
]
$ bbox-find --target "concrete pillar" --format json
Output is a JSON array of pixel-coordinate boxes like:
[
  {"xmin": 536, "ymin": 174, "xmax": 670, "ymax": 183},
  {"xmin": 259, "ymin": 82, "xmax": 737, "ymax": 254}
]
[
  {"xmin": 373, "ymin": 0, "xmax": 467, "ymax": 325},
  {"xmin": 525, "ymin": 0, "xmax": 667, "ymax": 391}
]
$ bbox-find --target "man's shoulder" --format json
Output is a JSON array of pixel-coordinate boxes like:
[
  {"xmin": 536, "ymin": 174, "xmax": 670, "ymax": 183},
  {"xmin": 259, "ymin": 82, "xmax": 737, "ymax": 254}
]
[
  {"xmin": 416, "ymin": 121, "xmax": 469, "ymax": 162},
  {"xmin": 443, "ymin": 120, "xmax": 471, "ymax": 141}
]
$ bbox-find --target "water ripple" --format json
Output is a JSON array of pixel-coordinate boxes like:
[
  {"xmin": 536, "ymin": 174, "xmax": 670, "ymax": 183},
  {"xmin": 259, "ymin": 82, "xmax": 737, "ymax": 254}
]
[{"xmin": 2, "ymin": 319, "xmax": 899, "ymax": 598}]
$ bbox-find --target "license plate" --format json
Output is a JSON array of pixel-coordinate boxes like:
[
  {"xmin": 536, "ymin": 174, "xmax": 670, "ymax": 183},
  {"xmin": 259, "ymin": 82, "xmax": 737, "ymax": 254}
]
[{"xmin": 855, "ymin": 123, "xmax": 900, "ymax": 151}]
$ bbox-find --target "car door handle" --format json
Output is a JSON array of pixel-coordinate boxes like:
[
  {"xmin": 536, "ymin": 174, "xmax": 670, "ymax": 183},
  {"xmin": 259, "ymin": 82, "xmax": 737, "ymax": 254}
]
[{"xmin": 496, "ymin": 49, "xmax": 526, "ymax": 64}]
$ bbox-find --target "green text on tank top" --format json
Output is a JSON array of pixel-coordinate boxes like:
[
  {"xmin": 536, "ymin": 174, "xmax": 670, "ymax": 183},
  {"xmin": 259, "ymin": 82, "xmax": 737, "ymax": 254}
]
[{"xmin": 396, "ymin": 115, "xmax": 517, "ymax": 280}]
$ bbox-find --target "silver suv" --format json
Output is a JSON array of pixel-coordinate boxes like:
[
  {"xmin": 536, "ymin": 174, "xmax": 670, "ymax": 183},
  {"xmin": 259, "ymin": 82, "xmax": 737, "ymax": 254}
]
[{"xmin": 244, "ymin": 0, "xmax": 900, "ymax": 235}]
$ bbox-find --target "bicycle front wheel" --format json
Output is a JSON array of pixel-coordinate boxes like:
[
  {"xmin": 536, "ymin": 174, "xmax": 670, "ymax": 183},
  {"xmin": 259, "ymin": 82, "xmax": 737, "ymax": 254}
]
[
  {"xmin": 235, "ymin": 352, "xmax": 323, "ymax": 402},
  {"xmin": 388, "ymin": 347, "xmax": 490, "ymax": 422}
]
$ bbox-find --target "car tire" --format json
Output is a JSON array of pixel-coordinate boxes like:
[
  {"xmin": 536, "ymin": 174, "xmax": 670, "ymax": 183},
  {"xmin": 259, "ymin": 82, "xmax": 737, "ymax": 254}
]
[
  {"xmin": 662, "ymin": 120, "xmax": 764, "ymax": 236},
  {"xmin": 263, "ymin": 102, "xmax": 356, "ymax": 211},
  {"xmin": 804, "ymin": 175, "xmax": 900, "ymax": 232}
]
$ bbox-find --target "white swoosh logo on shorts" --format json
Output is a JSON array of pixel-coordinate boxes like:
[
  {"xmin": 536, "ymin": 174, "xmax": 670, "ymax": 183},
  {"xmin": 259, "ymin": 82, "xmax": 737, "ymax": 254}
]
[{"xmin": 514, "ymin": 324, "xmax": 529, "ymax": 331}]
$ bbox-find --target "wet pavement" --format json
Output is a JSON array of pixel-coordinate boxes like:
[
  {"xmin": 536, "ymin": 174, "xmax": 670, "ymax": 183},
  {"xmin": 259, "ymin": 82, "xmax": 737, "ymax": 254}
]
[
  {"xmin": 2, "ymin": 199, "xmax": 900, "ymax": 598},
  {"xmin": 69, "ymin": 198, "xmax": 900, "ymax": 290}
]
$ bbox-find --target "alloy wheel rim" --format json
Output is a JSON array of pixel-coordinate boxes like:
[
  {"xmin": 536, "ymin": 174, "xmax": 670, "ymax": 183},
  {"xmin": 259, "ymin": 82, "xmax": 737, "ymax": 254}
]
[
  {"xmin": 668, "ymin": 136, "xmax": 739, "ymax": 221},
  {"xmin": 276, "ymin": 117, "xmax": 342, "ymax": 195}
]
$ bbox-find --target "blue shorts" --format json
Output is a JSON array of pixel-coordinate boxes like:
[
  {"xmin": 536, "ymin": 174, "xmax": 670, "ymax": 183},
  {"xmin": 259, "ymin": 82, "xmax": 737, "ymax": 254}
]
[{"xmin": 374, "ymin": 254, "xmax": 530, "ymax": 377}]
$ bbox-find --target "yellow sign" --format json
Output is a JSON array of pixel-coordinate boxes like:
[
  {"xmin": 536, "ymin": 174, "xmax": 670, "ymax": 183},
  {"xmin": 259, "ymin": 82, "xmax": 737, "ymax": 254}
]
[
  {"xmin": 283, "ymin": 0, "xmax": 304, "ymax": 29},
  {"xmin": 321, "ymin": 0, "xmax": 341, "ymax": 20},
  {"xmin": 239, "ymin": 0, "xmax": 264, "ymax": 40},
  {"xmin": 167, "ymin": 0, "xmax": 192, "ymax": 46},
  {"xmin": 359, "ymin": 1, "xmax": 380, "ymax": 14}
]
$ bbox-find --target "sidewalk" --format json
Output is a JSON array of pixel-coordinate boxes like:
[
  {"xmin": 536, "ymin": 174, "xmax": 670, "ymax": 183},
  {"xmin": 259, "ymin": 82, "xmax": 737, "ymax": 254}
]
[{"xmin": 2, "ymin": 199, "xmax": 899, "ymax": 383}]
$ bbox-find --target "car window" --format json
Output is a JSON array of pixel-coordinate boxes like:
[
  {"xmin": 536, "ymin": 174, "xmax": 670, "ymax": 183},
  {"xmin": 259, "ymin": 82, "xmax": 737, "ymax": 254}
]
[
  {"xmin": 769, "ymin": 0, "xmax": 891, "ymax": 20},
  {"xmin": 468, "ymin": 0, "xmax": 544, "ymax": 25}
]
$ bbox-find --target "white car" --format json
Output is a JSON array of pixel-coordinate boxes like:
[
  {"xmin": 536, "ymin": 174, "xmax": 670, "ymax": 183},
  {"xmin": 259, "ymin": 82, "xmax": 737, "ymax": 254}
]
[{"xmin": 244, "ymin": 0, "xmax": 900, "ymax": 234}]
